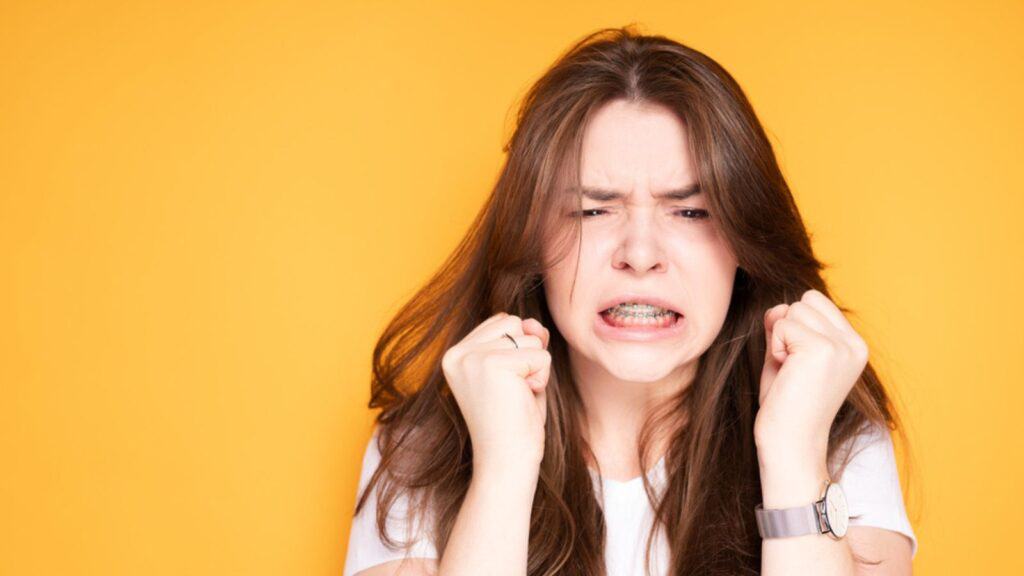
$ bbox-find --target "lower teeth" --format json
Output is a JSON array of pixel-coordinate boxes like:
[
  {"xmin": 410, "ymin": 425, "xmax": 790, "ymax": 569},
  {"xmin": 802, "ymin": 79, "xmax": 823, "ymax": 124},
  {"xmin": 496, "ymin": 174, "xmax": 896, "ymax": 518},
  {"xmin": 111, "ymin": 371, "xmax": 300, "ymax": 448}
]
[{"xmin": 603, "ymin": 311, "xmax": 677, "ymax": 328}]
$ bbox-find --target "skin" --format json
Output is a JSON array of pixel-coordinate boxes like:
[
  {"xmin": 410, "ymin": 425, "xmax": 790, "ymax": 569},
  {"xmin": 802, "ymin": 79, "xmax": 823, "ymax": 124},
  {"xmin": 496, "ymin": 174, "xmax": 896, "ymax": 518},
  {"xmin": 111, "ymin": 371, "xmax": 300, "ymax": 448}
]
[
  {"xmin": 541, "ymin": 98, "xmax": 738, "ymax": 479},
  {"xmin": 351, "ymin": 99, "xmax": 913, "ymax": 575},
  {"xmin": 757, "ymin": 291, "xmax": 913, "ymax": 574},
  {"xmin": 537, "ymin": 98, "xmax": 913, "ymax": 572}
]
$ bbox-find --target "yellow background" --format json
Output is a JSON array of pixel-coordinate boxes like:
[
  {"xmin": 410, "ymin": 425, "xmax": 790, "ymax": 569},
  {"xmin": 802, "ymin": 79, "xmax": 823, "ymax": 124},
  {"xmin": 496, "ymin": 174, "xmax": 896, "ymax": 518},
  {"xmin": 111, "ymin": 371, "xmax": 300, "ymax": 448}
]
[{"xmin": 2, "ymin": 1, "xmax": 1021, "ymax": 574}]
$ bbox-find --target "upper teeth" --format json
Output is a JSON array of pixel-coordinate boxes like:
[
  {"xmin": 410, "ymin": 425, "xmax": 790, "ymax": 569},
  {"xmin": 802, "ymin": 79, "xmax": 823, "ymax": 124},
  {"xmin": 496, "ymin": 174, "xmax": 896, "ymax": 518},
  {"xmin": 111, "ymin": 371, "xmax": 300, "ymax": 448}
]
[{"xmin": 607, "ymin": 302, "xmax": 674, "ymax": 316}]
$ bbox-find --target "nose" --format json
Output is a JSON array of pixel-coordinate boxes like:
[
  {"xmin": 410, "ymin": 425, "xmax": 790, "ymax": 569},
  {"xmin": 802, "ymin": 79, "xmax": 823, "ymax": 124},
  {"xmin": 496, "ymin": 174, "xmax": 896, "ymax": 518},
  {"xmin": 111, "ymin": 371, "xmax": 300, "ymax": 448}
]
[{"xmin": 611, "ymin": 209, "xmax": 666, "ymax": 274}]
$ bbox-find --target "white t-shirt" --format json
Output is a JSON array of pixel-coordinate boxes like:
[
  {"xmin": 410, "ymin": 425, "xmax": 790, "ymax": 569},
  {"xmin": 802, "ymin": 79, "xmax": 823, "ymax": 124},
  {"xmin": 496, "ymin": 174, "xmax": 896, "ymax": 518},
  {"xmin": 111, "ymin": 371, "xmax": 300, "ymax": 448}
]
[{"xmin": 343, "ymin": 423, "xmax": 918, "ymax": 576}]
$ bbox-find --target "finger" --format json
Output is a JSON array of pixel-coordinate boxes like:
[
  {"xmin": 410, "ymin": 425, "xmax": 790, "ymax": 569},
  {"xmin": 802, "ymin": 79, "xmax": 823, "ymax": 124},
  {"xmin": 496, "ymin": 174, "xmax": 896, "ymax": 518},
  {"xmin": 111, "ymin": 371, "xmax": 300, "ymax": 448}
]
[
  {"xmin": 801, "ymin": 290, "xmax": 859, "ymax": 337},
  {"xmin": 469, "ymin": 314, "xmax": 529, "ymax": 344},
  {"xmin": 485, "ymin": 333, "xmax": 544, "ymax": 352},
  {"xmin": 527, "ymin": 356, "xmax": 551, "ymax": 392},
  {"xmin": 764, "ymin": 304, "xmax": 786, "ymax": 364},
  {"xmin": 534, "ymin": 384, "xmax": 548, "ymax": 427},
  {"xmin": 785, "ymin": 300, "xmax": 841, "ymax": 340},
  {"xmin": 760, "ymin": 308, "xmax": 782, "ymax": 406},
  {"xmin": 522, "ymin": 318, "xmax": 550, "ymax": 349},
  {"xmin": 763, "ymin": 305, "xmax": 782, "ymax": 350},
  {"xmin": 769, "ymin": 316, "xmax": 830, "ymax": 363},
  {"xmin": 462, "ymin": 312, "xmax": 510, "ymax": 343},
  {"xmin": 764, "ymin": 304, "xmax": 788, "ymax": 348},
  {"xmin": 489, "ymin": 348, "xmax": 552, "ymax": 390}
]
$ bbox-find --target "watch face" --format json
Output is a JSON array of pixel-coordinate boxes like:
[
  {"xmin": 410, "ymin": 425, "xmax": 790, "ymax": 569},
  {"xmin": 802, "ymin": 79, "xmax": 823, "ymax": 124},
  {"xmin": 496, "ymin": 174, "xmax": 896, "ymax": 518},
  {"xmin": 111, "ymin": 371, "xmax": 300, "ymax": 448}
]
[{"xmin": 824, "ymin": 483, "xmax": 849, "ymax": 537}]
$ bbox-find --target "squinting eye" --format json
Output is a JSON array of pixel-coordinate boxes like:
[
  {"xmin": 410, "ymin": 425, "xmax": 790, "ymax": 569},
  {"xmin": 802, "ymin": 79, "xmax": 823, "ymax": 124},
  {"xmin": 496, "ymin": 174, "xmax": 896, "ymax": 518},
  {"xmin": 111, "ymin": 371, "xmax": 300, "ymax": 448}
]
[
  {"xmin": 676, "ymin": 209, "xmax": 710, "ymax": 220},
  {"xmin": 571, "ymin": 209, "xmax": 711, "ymax": 220}
]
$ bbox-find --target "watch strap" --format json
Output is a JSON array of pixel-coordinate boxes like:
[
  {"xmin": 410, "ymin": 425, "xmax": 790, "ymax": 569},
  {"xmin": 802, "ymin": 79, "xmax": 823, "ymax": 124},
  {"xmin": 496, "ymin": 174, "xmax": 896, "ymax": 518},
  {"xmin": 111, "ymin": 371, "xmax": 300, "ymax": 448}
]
[
  {"xmin": 754, "ymin": 502, "xmax": 823, "ymax": 538},
  {"xmin": 754, "ymin": 478, "xmax": 831, "ymax": 539}
]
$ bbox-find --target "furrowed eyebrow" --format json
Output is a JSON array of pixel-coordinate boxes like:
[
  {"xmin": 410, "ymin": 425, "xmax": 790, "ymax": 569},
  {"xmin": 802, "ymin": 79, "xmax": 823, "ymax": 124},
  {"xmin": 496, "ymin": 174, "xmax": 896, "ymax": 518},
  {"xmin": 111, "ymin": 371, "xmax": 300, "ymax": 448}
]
[{"xmin": 575, "ymin": 183, "xmax": 702, "ymax": 202}]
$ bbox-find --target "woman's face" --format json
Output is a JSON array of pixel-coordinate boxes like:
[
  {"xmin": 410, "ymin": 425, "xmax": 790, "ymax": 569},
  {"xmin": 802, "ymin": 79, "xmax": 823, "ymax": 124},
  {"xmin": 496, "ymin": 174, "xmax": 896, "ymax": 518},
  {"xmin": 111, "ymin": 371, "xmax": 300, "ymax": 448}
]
[{"xmin": 542, "ymin": 99, "xmax": 739, "ymax": 384}]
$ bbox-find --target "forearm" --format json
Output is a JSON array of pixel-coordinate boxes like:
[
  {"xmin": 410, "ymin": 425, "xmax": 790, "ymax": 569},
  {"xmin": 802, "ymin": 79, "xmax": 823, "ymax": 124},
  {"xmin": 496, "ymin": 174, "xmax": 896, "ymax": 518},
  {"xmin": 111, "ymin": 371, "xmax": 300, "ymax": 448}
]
[
  {"xmin": 437, "ymin": 459, "xmax": 538, "ymax": 576},
  {"xmin": 757, "ymin": 440, "xmax": 856, "ymax": 576}
]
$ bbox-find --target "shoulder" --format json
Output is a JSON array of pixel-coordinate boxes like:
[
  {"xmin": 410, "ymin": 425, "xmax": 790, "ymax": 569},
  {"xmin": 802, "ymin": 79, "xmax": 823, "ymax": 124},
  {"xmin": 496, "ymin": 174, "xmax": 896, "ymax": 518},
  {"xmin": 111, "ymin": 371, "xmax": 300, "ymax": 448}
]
[
  {"xmin": 831, "ymin": 422, "xmax": 918, "ymax": 560},
  {"xmin": 343, "ymin": 425, "xmax": 440, "ymax": 576}
]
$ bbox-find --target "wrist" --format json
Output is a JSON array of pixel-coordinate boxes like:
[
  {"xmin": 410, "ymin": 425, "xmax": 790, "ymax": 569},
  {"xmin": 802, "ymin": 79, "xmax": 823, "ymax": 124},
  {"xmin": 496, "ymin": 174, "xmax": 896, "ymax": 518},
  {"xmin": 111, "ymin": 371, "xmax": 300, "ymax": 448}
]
[
  {"xmin": 759, "ymin": 457, "xmax": 830, "ymax": 509},
  {"xmin": 473, "ymin": 453, "xmax": 542, "ymax": 489},
  {"xmin": 755, "ymin": 427, "xmax": 828, "ymax": 468}
]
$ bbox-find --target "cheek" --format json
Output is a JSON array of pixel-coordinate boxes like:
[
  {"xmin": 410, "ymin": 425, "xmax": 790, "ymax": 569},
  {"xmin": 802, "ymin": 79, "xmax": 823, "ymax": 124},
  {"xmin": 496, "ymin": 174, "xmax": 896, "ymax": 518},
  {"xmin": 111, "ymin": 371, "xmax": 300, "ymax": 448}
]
[
  {"xmin": 703, "ymin": 244, "xmax": 738, "ymax": 287},
  {"xmin": 540, "ymin": 233, "xmax": 590, "ymax": 304},
  {"xmin": 541, "ymin": 256, "xmax": 578, "ymax": 322},
  {"xmin": 541, "ymin": 248, "xmax": 603, "ymax": 340},
  {"xmin": 674, "ymin": 237, "xmax": 738, "ymax": 307},
  {"xmin": 700, "ymin": 249, "xmax": 738, "ymax": 326}
]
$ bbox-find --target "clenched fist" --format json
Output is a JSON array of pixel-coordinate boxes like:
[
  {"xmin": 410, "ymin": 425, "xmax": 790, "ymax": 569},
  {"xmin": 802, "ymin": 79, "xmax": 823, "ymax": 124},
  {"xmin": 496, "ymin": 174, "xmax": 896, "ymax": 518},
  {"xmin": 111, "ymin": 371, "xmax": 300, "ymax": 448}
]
[{"xmin": 441, "ymin": 313, "xmax": 552, "ymax": 471}]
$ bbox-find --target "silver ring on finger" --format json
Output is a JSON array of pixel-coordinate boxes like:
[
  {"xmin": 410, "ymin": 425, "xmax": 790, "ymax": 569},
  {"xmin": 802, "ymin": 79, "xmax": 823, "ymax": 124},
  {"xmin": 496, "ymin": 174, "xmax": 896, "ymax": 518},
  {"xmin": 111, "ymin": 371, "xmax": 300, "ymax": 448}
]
[{"xmin": 502, "ymin": 332, "xmax": 519, "ymax": 349}]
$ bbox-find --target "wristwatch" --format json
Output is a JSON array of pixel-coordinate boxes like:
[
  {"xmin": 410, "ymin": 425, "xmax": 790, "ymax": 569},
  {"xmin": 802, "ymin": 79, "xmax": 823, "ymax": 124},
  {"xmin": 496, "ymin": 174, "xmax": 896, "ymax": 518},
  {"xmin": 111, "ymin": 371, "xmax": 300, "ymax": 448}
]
[{"xmin": 754, "ymin": 479, "xmax": 849, "ymax": 540}]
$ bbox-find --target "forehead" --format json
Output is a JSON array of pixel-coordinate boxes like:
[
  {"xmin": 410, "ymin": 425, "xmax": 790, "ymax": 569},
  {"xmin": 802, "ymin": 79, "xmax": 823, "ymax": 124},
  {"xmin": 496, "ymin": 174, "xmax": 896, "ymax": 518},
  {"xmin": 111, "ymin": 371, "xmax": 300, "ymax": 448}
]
[{"xmin": 579, "ymin": 99, "xmax": 694, "ymax": 192}]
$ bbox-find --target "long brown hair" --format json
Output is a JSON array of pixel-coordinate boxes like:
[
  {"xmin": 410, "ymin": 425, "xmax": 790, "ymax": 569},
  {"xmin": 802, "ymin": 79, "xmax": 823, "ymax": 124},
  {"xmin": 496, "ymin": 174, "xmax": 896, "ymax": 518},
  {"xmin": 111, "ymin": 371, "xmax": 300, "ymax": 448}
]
[{"xmin": 354, "ymin": 25, "xmax": 914, "ymax": 575}]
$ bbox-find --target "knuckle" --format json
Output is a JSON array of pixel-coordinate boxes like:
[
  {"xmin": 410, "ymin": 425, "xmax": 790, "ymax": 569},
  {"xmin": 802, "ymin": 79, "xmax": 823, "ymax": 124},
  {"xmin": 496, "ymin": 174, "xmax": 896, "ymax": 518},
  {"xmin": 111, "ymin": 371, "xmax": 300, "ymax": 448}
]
[
  {"xmin": 850, "ymin": 337, "xmax": 869, "ymax": 360},
  {"xmin": 521, "ymin": 335, "xmax": 543, "ymax": 348},
  {"xmin": 821, "ymin": 338, "xmax": 840, "ymax": 355},
  {"xmin": 441, "ymin": 346, "xmax": 460, "ymax": 370}
]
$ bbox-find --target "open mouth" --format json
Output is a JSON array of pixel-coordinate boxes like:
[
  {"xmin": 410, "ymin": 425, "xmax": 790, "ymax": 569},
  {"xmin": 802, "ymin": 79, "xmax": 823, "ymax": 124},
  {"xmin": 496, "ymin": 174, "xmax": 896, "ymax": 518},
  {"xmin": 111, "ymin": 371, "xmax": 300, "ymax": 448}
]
[{"xmin": 598, "ymin": 306, "xmax": 683, "ymax": 330}]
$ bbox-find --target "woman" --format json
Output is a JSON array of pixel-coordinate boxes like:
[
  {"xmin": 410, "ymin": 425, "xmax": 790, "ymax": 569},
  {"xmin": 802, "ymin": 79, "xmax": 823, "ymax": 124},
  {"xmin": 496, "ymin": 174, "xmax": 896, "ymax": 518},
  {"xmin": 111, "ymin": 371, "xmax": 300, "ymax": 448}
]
[{"xmin": 343, "ymin": 26, "xmax": 917, "ymax": 576}]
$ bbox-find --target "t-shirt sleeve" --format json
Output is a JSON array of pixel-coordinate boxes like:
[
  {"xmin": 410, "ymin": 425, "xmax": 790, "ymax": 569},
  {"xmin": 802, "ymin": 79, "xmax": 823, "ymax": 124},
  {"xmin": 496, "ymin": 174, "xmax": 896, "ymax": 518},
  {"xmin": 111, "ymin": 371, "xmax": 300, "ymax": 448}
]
[
  {"xmin": 342, "ymin": 426, "xmax": 440, "ymax": 576},
  {"xmin": 833, "ymin": 423, "xmax": 919, "ymax": 559}
]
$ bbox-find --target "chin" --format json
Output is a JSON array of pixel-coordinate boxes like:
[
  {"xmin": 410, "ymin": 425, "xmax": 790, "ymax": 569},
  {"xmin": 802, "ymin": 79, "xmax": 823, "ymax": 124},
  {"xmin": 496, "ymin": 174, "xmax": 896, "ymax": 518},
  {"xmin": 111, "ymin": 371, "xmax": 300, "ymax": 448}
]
[{"xmin": 603, "ymin": 359, "xmax": 680, "ymax": 383}]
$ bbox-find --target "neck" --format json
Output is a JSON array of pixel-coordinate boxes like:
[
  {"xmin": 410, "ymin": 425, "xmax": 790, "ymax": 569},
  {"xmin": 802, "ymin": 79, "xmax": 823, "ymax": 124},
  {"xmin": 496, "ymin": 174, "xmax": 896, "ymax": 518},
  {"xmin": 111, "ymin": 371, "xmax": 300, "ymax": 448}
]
[{"xmin": 572, "ymin": 353, "xmax": 696, "ymax": 478}]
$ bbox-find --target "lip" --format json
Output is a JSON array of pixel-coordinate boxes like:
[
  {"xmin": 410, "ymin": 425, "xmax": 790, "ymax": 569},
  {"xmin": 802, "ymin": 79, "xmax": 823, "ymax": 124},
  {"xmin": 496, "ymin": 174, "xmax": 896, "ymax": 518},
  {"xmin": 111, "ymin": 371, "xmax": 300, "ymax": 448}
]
[
  {"xmin": 594, "ymin": 293, "xmax": 686, "ymax": 343},
  {"xmin": 594, "ymin": 306, "xmax": 686, "ymax": 342},
  {"xmin": 596, "ymin": 293, "xmax": 684, "ymax": 316}
]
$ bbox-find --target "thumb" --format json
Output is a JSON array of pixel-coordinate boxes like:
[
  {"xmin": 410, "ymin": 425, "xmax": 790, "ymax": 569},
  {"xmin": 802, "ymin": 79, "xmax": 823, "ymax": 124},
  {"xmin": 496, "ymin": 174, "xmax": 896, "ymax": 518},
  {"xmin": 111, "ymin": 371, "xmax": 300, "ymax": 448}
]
[
  {"xmin": 764, "ymin": 304, "xmax": 790, "ymax": 363},
  {"xmin": 526, "ymin": 351, "xmax": 552, "ymax": 393},
  {"xmin": 533, "ymin": 360, "xmax": 551, "ymax": 392},
  {"xmin": 534, "ymin": 385, "xmax": 548, "ymax": 426},
  {"xmin": 760, "ymin": 304, "xmax": 787, "ymax": 405}
]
